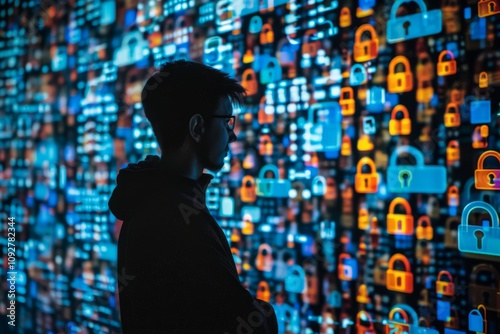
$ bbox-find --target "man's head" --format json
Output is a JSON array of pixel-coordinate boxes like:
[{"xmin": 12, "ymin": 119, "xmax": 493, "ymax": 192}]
[{"xmin": 142, "ymin": 60, "xmax": 246, "ymax": 172}]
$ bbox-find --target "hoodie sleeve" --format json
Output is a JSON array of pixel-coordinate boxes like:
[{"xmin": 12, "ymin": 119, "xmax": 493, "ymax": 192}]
[{"xmin": 119, "ymin": 200, "xmax": 278, "ymax": 334}]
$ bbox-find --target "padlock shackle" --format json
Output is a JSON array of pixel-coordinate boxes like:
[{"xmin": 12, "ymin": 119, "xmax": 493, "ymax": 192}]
[
  {"xmin": 438, "ymin": 50, "xmax": 455, "ymax": 62},
  {"xmin": 391, "ymin": 104, "xmax": 410, "ymax": 119},
  {"xmin": 461, "ymin": 200, "xmax": 499, "ymax": 228},
  {"xmin": 389, "ymin": 145, "xmax": 425, "ymax": 167},
  {"xmin": 390, "ymin": 0, "xmax": 428, "ymax": 19},
  {"xmin": 417, "ymin": 215, "xmax": 431, "ymax": 227},
  {"xmin": 445, "ymin": 102, "xmax": 459, "ymax": 113},
  {"xmin": 388, "ymin": 304, "xmax": 418, "ymax": 324},
  {"xmin": 340, "ymin": 87, "xmax": 354, "ymax": 100},
  {"xmin": 388, "ymin": 308, "xmax": 409, "ymax": 323},
  {"xmin": 471, "ymin": 263, "xmax": 500, "ymax": 286},
  {"xmin": 388, "ymin": 253, "xmax": 411, "ymax": 272},
  {"xmin": 447, "ymin": 141, "xmax": 459, "ymax": 148},
  {"xmin": 389, "ymin": 55, "xmax": 411, "ymax": 73},
  {"xmin": 356, "ymin": 310, "xmax": 374, "ymax": 328},
  {"xmin": 437, "ymin": 270, "xmax": 453, "ymax": 282},
  {"xmin": 242, "ymin": 175, "xmax": 255, "ymax": 185},
  {"xmin": 388, "ymin": 197, "xmax": 412, "ymax": 215},
  {"xmin": 356, "ymin": 157, "xmax": 376, "ymax": 174},
  {"xmin": 477, "ymin": 150, "xmax": 500, "ymax": 170},
  {"xmin": 258, "ymin": 164, "xmax": 280, "ymax": 179},
  {"xmin": 355, "ymin": 24, "xmax": 377, "ymax": 43}
]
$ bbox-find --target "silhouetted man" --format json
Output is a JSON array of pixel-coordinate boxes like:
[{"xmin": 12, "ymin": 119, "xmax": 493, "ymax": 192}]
[{"xmin": 108, "ymin": 60, "xmax": 278, "ymax": 333}]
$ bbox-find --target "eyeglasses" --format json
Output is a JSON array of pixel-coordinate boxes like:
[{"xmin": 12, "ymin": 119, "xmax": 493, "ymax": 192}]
[{"xmin": 207, "ymin": 115, "xmax": 236, "ymax": 131}]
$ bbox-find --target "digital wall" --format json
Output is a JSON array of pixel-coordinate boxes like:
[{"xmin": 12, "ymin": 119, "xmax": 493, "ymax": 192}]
[{"xmin": 1, "ymin": 0, "xmax": 500, "ymax": 333}]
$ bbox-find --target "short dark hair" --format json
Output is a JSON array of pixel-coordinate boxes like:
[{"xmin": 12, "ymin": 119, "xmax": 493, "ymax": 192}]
[{"xmin": 141, "ymin": 60, "xmax": 246, "ymax": 152}]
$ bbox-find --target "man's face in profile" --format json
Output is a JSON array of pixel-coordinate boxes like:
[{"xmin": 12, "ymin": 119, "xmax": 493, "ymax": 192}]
[{"xmin": 197, "ymin": 95, "xmax": 237, "ymax": 172}]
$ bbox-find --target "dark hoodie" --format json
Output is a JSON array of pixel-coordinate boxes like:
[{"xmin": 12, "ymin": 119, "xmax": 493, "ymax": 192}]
[{"xmin": 108, "ymin": 155, "xmax": 278, "ymax": 334}]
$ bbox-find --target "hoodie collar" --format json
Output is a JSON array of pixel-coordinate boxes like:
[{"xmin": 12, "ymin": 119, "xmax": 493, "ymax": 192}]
[{"xmin": 108, "ymin": 155, "xmax": 214, "ymax": 221}]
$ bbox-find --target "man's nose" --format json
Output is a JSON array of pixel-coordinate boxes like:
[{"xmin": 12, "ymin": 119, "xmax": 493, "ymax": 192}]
[{"xmin": 228, "ymin": 129, "xmax": 237, "ymax": 143}]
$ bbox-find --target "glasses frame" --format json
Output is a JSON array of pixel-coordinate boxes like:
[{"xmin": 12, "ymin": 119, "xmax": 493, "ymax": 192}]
[{"xmin": 207, "ymin": 115, "xmax": 236, "ymax": 131}]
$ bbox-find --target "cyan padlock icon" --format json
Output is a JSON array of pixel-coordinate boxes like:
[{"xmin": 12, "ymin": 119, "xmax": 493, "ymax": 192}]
[
  {"xmin": 284, "ymin": 264, "xmax": 305, "ymax": 293},
  {"xmin": 350, "ymin": 64, "xmax": 367, "ymax": 86},
  {"xmin": 387, "ymin": 146, "xmax": 447, "ymax": 193},
  {"xmin": 387, "ymin": 0, "xmax": 442, "ymax": 43},
  {"xmin": 304, "ymin": 102, "xmax": 342, "ymax": 152},
  {"xmin": 255, "ymin": 164, "xmax": 291, "ymax": 198},
  {"xmin": 249, "ymin": 15, "xmax": 262, "ymax": 33},
  {"xmin": 458, "ymin": 201, "xmax": 500, "ymax": 256},
  {"xmin": 259, "ymin": 57, "xmax": 282, "ymax": 84}
]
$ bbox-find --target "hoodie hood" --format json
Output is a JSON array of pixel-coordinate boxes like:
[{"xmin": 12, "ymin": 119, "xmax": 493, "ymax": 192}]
[{"xmin": 108, "ymin": 155, "xmax": 214, "ymax": 221}]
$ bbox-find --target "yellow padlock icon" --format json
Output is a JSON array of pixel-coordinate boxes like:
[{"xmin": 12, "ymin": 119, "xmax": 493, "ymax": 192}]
[
  {"xmin": 447, "ymin": 185, "xmax": 460, "ymax": 207},
  {"xmin": 416, "ymin": 215, "xmax": 433, "ymax": 240},
  {"xmin": 356, "ymin": 284, "xmax": 370, "ymax": 303},
  {"xmin": 416, "ymin": 80, "xmax": 433, "ymax": 103},
  {"xmin": 389, "ymin": 105, "xmax": 411, "ymax": 136},
  {"xmin": 436, "ymin": 270, "xmax": 455, "ymax": 297},
  {"xmin": 341, "ymin": 134, "xmax": 352, "ymax": 156},
  {"xmin": 259, "ymin": 23, "xmax": 274, "ymax": 44},
  {"xmin": 357, "ymin": 134, "xmax": 374, "ymax": 151},
  {"xmin": 437, "ymin": 50, "xmax": 457, "ymax": 76},
  {"xmin": 446, "ymin": 140, "xmax": 460, "ymax": 164},
  {"xmin": 387, "ymin": 197, "xmax": 414, "ymax": 235},
  {"xmin": 386, "ymin": 253, "xmax": 414, "ymax": 293},
  {"xmin": 339, "ymin": 7, "xmax": 352, "ymax": 27},
  {"xmin": 358, "ymin": 208, "xmax": 369, "ymax": 230},
  {"xmin": 388, "ymin": 56, "xmax": 413, "ymax": 93},
  {"xmin": 479, "ymin": 71, "xmax": 489, "ymax": 88},
  {"xmin": 340, "ymin": 87, "xmax": 355, "ymax": 116},
  {"xmin": 474, "ymin": 150, "xmax": 500, "ymax": 190},
  {"xmin": 256, "ymin": 281, "xmax": 271, "ymax": 302},
  {"xmin": 443, "ymin": 102, "xmax": 461, "ymax": 127},
  {"xmin": 355, "ymin": 157, "xmax": 379, "ymax": 193}
]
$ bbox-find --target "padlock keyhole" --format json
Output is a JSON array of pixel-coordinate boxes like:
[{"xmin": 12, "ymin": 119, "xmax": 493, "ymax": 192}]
[
  {"xmin": 483, "ymin": 291, "xmax": 490, "ymax": 305},
  {"xmin": 489, "ymin": 2, "xmax": 495, "ymax": 12},
  {"xmin": 403, "ymin": 21, "xmax": 411, "ymax": 35},
  {"xmin": 488, "ymin": 173, "xmax": 495, "ymax": 185},
  {"xmin": 474, "ymin": 230, "xmax": 485, "ymax": 249},
  {"xmin": 396, "ymin": 276, "xmax": 402, "ymax": 286}
]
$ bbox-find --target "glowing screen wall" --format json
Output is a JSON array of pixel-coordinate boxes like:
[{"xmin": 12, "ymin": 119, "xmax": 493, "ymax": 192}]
[{"xmin": 1, "ymin": 0, "xmax": 500, "ymax": 333}]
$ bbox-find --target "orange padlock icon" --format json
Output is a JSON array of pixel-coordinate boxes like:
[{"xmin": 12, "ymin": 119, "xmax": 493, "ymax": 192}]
[
  {"xmin": 258, "ymin": 96, "xmax": 274, "ymax": 124},
  {"xmin": 243, "ymin": 49, "xmax": 254, "ymax": 64},
  {"xmin": 387, "ymin": 197, "xmax": 414, "ymax": 235},
  {"xmin": 446, "ymin": 140, "xmax": 460, "ymax": 164},
  {"xmin": 358, "ymin": 208, "xmax": 369, "ymax": 230},
  {"xmin": 339, "ymin": 7, "xmax": 352, "ymax": 27},
  {"xmin": 436, "ymin": 270, "xmax": 455, "ymax": 297},
  {"xmin": 340, "ymin": 87, "xmax": 355, "ymax": 116},
  {"xmin": 450, "ymin": 87, "xmax": 464, "ymax": 105},
  {"xmin": 240, "ymin": 175, "xmax": 256, "ymax": 202},
  {"xmin": 256, "ymin": 281, "xmax": 271, "ymax": 302},
  {"xmin": 255, "ymin": 244, "xmax": 273, "ymax": 272},
  {"xmin": 416, "ymin": 216, "xmax": 433, "ymax": 240},
  {"xmin": 389, "ymin": 105, "xmax": 412, "ymax": 135},
  {"xmin": 388, "ymin": 56, "xmax": 413, "ymax": 93},
  {"xmin": 474, "ymin": 150, "xmax": 500, "ymax": 190},
  {"xmin": 258, "ymin": 134, "xmax": 273, "ymax": 155},
  {"xmin": 302, "ymin": 29, "xmax": 320, "ymax": 57},
  {"xmin": 353, "ymin": 24, "xmax": 378, "ymax": 62},
  {"xmin": 355, "ymin": 157, "xmax": 379, "ymax": 193},
  {"xmin": 386, "ymin": 253, "xmax": 414, "ymax": 293},
  {"xmin": 259, "ymin": 23, "xmax": 274, "ymax": 44},
  {"xmin": 437, "ymin": 50, "xmax": 457, "ymax": 76},
  {"xmin": 242, "ymin": 213, "xmax": 254, "ymax": 235},
  {"xmin": 443, "ymin": 102, "xmax": 461, "ymax": 127},
  {"xmin": 478, "ymin": 0, "xmax": 500, "ymax": 17},
  {"xmin": 356, "ymin": 310, "xmax": 375, "ymax": 334},
  {"xmin": 241, "ymin": 69, "xmax": 258, "ymax": 96},
  {"xmin": 479, "ymin": 71, "xmax": 489, "ymax": 88},
  {"xmin": 231, "ymin": 227, "xmax": 241, "ymax": 242},
  {"xmin": 472, "ymin": 125, "xmax": 489, "ymax": 149},
  {"xmin": 356, "ymin": 284, "xmax": 371, "ymax": 304},
  {"xmin": 341, "ymin": 134, "xmax": 352, "ymax": 156},
  {"xmin": 447, "ymin": 185, "xmax": 460, "ymax": 207},
  {"xmin": 416, "ymin": 80, "xmax": 433, "ymax": 103}
]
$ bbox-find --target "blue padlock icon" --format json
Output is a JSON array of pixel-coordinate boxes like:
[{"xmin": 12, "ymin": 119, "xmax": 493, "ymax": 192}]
[
  {"xmin": 387, "ymin": 0, "xmax": 442, "ymax": 43},
  {"xmin": 387, "ymin": 145, "xmax": 447, "ymax": 193},
  {"xmin": 366, "ymin": 86, "xmax": 386, "ymax": 113},
  {"xmin": 255, "ymin": 164, "xmax": 291, "ymax": 198},
  {"xmin": 458, "ymin": 201, "xmax": 500, "ymax": 256},
  {"xmin": 468, "ymin": 308, "xmax": 484, "ymax": 333},
  {"xmin": 350, "ymin": 64, "xmax": 367, "ymax": 86},
  {"xmin": 249, "ymin": 15, "xmax": 262, "ymax": 34},
  {"xmin": 259, "ymin": 57, "xmax": 282, "ymax": 84},
  {"xmin": 312, "ymin": 175, "xmax": 327, "ymax": 196},
  {"xmin": 470, "ymin": 100, "xmax": 491, "ymax": 124},
  {"xmin": 304, "ymin": 102, "xmax": 341, "ymax": 152},
  {"xmin": 328, "ymin": 290, "xmax": 341, "ymax": 308},
  {"xmin": 284, "ymin": 264, "xmax": 306, "ymax": 293}
]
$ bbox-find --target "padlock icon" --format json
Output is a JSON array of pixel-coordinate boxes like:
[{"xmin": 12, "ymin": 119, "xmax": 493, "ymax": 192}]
[
  {"xmin": 468, "ymin": 306, "xmax": 486, "ymax": 333},
  {"xmin": 479, "ymin": 71, "xmax": 489, "ymax": 88},
  {"xmin": 446, "ymin": 140, "xmax": 460, "ymax": 163},
  {"xmin": 474, "ymin": 150, "xmax": 500, "ymax": 190},
  {"xmin": 458, "ymin": 201, "xmax": 500, "ymax": 256},
  {"xmin": 339, "ymin": 7, "xmax": 352, "ymax": 27},
  {"xmin": 356, "ymin": 284, "xmax": 371, "ymax": 304},
  {"xmin": 355, "ymin": 157, "xmax": 379, "ymax": 193},
  {"xmin": 387, "ymin": 197, "xmax": 414, "ymax": 235},
  {"xmin": 259, "ymin": 134, "xmax": 273, "ymax": 155},
  {"xmin": 358, "ymin": 208, "xmax": 370, "ymax": 230},
  {"xmin": 241, "ymin": 213, "xmax": 254, "ymax": 235},
  {"xmin": 258, "ymin": 96, "xmax": 274, "ymax": 125},
  {"xmin": 341, "ymin": 134, "xmax": 352, "ymax": 156},
  {"xmin": 240, "ymin": 175, "xmax": 256, "ymax": 202},
  {"xmin": 260, "ymin": 58, "xmax": 282, "ymax": 84},
  {"xmin": 388, "ymin": 56, "xmax": 413, "ymax": 93},
  {"xmin": 469, "ymin": 264, "xmax": 500, "ymax": 311},
  {"xmin": 416, "ymin": 216, "xmax": 433, "ymax": 240},
  {"xmin": 259, "ymin": 23, "xmax": 274, "ymax": 44},
  {"xmin": 241, "ymin": 68, "xmax": 258, "ymax": 96},
  {"xmin": 416, "ymin": 79, "xmax": 434, "ymax": 103},
  {"xmin": 340, "ymin": 87, "xmax": 355, "ymax": 116},
  {"xmin": 338, "ymin": 253, "xmax": 358, "ymax": 281},
  {"xmin": 389, "ymin": 105, "xmax": 411, "ymax": 135},
  {"xmin": 445, "ymin": 217, "xmax": 459, "ymax": 248},
  {"xmin": 256, "ymin": 281, "xmax": 271, "ymax": 302},
  {"xmin": 356, "ymin": 311, "xmax": 375, "ymax": 334},
  {"xmin": 302, "ymin": 29, "xmax": 321, "ymax": 57},
  {"xmin": 478, "ymin": 0, "xmax": 500, "ymax": 17},
  {"xmin": 350, "ymin": 64, "xmax": 367, "ymax": 86},
  {"xmin": 444, "ymin": 103, "xmax": 461, "ymax": 127},
  {"xmin": 436, "ymin": 270, "xmax": 455, "ymax": 297},
  {"xmin": 357, "ymin": 134, "xmax": 374, "ymax": 151},
  {"xmin": 242, "ymin": 49, "xmax": 254, "ymax": 64},
  {"xmin": 248, "ymin": 15, "xmax": 263, "ymax": 34},
  {"xmin": 437, "ymin": 50, "xmax": 457, "ymax": 76},
  {"xmin": 472, "ymin": 125, "xmax": 489, "ymax": 149},
  {"xmin": 447, "ymin": 185, "xmax": 460, "ymax": 207},
  {"xmin": 285, "ymin": 264, "xmax": 306, "ymax": 293},
  {"xmin": 386, "ymin": 253, "xmax": 414, "ymax": 293},
  {"xmin": 385, "ymin": 306, "xmax": 411, "ymax": 334},
  {"xmin": 255, "ymin": 244, "xmax": 273, "ymax": 272},
  {"xmin": 353, "ymin": 24, "xmax": 379, "ymax": 62}
]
